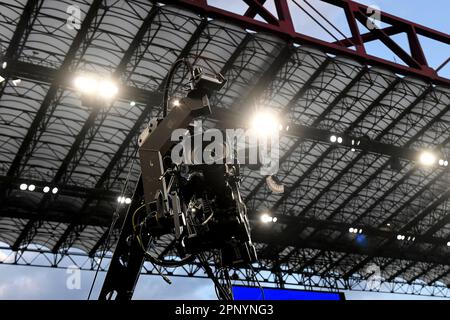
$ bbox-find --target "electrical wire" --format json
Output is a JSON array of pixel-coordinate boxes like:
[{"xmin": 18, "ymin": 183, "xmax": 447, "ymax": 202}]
[
  {"xmin": 303, "ymin": 0, "xmax": 350, "ymax": 42},
  {"xmin": 292, "ymin": 0, "xmax": 348, "ymax": 45},
  {"xmin": 249, "ymin": 264, "xmax": 265, "ymax": 300},
  {"xmin": 163, "ymin": 58, "xmax": 193, "ymax": 117},
  {"xmin": 132, "ymin": 202, "xmax": 194, "ymax": 267},
  {"xmin": 87, "ymin": 153, "xmax": 137, "ymax": 300}
]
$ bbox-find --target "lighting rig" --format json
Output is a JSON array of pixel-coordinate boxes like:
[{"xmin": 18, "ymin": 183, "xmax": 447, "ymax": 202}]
[{"xmin": 99, "ymin": 60, "xmax": 257, "ymax": 300}]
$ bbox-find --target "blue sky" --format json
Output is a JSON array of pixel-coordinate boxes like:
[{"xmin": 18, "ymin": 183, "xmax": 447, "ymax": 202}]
[{"xmin": 1, "ymin": 0, "xmax": 449, "ymax": 300}]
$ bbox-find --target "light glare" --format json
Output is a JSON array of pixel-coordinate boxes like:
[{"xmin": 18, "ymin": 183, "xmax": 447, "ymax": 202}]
[
  {"xmin": 261, "ymin": 213, "xmax": 272, "ymax": 223},
  {"xmin": 419, "ymin": 151, "xmax": 436, "ymax": 166},
  {"xmin": 19, "ymin": 183, "xmax": 27, "ymax": 191},
  {"xmin": 74, "ymin": 76, "xmax": 98, "ymax": 94},
  {"xmin": 250, "ymin": 111, "xmax": 280, "ymax": 137},
  {"xmin": 98, "ymin": 79, "xmax": 118, "ymax": 99}
]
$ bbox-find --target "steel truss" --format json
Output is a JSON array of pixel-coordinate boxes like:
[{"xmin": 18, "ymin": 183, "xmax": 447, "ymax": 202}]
[{"xmin": 1, "ymin": 245, "xmax": 450, "ymax": 298}]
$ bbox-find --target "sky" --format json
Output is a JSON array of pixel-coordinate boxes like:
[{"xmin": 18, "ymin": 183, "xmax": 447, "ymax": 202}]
[{"xmin": 0, "ymin": 0, "xmax": 449, "ymax": 300}]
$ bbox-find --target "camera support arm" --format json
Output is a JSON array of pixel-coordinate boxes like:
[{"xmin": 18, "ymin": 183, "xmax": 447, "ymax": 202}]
[
  {"xmin": 138, "ymin": 92, "xmax": 211, "ymax": 211},
  {"xmin": 98, "ymin": 91, "xmax": 211, "ymax": 300}
]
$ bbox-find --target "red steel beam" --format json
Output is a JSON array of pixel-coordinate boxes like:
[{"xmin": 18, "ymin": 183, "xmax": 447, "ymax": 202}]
[
  {"xmin": 156, "ymin": 0, "xmax": 450, "ymax": 86},
  {"xmin": 334, "ymin": 25, "xmax": 400, "ymax": 47}
]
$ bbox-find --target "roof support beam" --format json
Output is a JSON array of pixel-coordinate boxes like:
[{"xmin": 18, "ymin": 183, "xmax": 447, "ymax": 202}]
[
  {"xmin": 6, "ymin": 0, "xmax": 106, "ymax": 182},
  {"xmin": 0, "ymin": 0, "xmax": 42, "ymax": 101},
  {"xmin": 10, "ymin": 0, "xmax": 107, "ymax": 251},
  {"xmin": 342, "ymin": 187, "xmax": 450, "ymax": 279},
  {"xmin": 244, "ymin": 57, "xmax": 334, "ymax": 203},
  {"xmin": 50, "ymin": 6, "xmax": 162, "ymax": 254},
  {"xmin": 157, "ymin": 0, "xmax": 450, "ymax": 85},
  {"xmin": 276, "ymin": 87, "xmax": 446, "ymax": 266}
]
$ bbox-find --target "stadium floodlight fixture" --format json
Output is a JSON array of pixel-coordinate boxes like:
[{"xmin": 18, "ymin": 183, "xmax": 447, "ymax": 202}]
[
  {"xmin": 28, "ymin": 184, "xmax": 35, "ymax": 191},
  {"xmin": 74, "ymin": 75, "xmax": 98, "ymax": 95},
  {"xmin": 438, "ymin": 159, "xmax": 448, "ymax": 167},
  {"xmin": 419, "ymin": 151, "xmax": 436, "ymax": 166},
  {"xmin": 19, "ymin": 183, "xmax": 27, "ymax": 191},
  {"xmin": 43, "ymin": 186, "xmax": 50, "ymax": 193},
  {"xmin": 52, "ymin": 187, "xmax": 58, "ymax": 194},
  {"xmin": 261, "ymin": 213, "xmax": 277, "ymax": 223},
  {"xmin": 98, "ymin": 79, "xmax": 119, "ymax": 99},
  {"xmin": 250, "ymin": 110, "xmax": 280, "ymax": 137}
]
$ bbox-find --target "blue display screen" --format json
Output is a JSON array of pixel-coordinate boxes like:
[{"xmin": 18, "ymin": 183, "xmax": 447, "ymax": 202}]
[{"xmin": 232, "ymin": 286, "xmax": 344, "ymax": 300}]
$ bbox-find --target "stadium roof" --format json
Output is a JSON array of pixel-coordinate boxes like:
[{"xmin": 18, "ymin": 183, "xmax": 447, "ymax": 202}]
[{"xmin": 0, "ymin": 0, "xmax": 449, "ymax": 297}]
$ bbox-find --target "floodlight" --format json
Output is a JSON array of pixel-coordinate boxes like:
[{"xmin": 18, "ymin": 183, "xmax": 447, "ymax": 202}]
[
  {"xmin": 52, "ymin": 187, "xmax": 58, "ymax": 194},
  {"xmin": 43, "ymin": 186, "xmax": 50, "ymax": 193},
  {"xmin": 19, "ymin": 183, "xmax": 27, "ymax": 191},
  {"xmin": 260, "ymin": 213, "xmax": 273, "ymax": 223},
  {"xmin": 98, "ymin": 79, "xmax": 118, "ymax": 99},
  {"xmin": 74, "ymin": 75, "xmax": 98, "ymax": 94},
  {"xmin": 419, "ymin": 151, "xmax": 436, "ymax": 166},
  {"xmin": 250, "ymin": 110, "xmax": 280, "ymax": 137}
]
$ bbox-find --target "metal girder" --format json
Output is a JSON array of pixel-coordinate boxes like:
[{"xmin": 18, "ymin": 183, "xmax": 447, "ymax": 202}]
[
  {"xmin": 6, "ymin": 0, "xmax": 106, "ymax": 182},
  {"xmin": 422, "ymin": 201, "xmax": 450, "ymax": 237},
  {"xmin": 7, "ymin": 60, "xmax": 159, "ymax": 103},
  {"xmin": 244, "ymin": 57, "xmax": 335, "ymax": 204},
  {"xmin": 262, "ymin": 76, "xmax": 402, "ymax": 259},
  {"xmin": 155, "ymin": 0, "xmax": 450, "ymax": 85},
  {"xmin": 284, "ymin": 87, "xmax": 436, "ymax": 225},
  {"xmin": 1, "ymin": 245, "xmax": 449, "ymax": 297},
  {"xmin": 342, "ymin": 187, "xmax": 450, "ymax": 279},
  {"xmin": 428, "ymin": 268, "xmax": 450, "ymax": 286},
  {"xmin": 229, "ymin": 43, "xmax": 293, "ymax": 112},
  {"xmin": 301, "ymin": 90, "xmax": 447, "ymax": 235},
  {"xmin": 271, "ymin": 76, "xmax": 401, "ymax": 212},
  {"xmin": 317, "ymin": 168, "xmax": 450, "ymax": 275},
  {"xmin": 0, "ymin": 0, "xmax": 42, "ymax": 101},
  {"xmin": 50, "ymin": 5, "xmax": 162, "ymax": 255},
  {"xmin": 10, "ymin": 0, "xmax": 107, "ymax": 251},
  {"xmin": 219, "ymin": 33, "xmax": 253, "ymax": 75},
  {"xmin": 252, "ymin": 230, "xmax": 450, "ymax": 266},
  {"xmin": 386, "ymin": 261, "xmax": 416, "ymax": 282},
  {"xmin": 408, "ymin": 264, "xmax": 437, "ymax": 284},
  {"xmin": 273, "ymin": 85, "xmax": 445, "ymax": 266}
]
